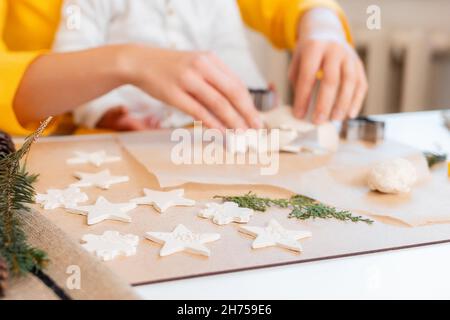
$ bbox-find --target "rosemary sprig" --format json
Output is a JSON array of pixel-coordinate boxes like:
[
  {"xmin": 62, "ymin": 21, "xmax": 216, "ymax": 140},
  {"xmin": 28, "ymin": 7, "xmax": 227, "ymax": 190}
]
[{"xmin": 215, "ymin": 192, "xmax": 373, "ymax": 225}]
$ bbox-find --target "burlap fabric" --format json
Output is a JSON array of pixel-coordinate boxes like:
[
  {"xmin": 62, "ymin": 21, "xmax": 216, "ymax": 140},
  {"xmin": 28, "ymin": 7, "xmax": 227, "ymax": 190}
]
[{"xmin": 2, "ymin": 210, "xmax": 139, "ymax": 300}]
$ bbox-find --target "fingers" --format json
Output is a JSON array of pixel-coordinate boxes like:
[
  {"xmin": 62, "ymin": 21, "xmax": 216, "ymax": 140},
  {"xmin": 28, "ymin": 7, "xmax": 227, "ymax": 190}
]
[
  {"xmin": 349, "ymin": 60, "xmax": 368, "ymax": 118},
  {"xmin": 290, "ymin": 38, "xmax": 368, "ymax": 124},
  {"xmin": 97, "ymin": 106, "xmax": 148, "ymax": 131},
  {"xmin": 169, "ymin": 88, "xmax": 225, "ymax": 131},
  {"xmin": 313, "ymin": 48, "xmax": 343, "ymax": 124},
  {"xmin": 292, "ymin": 41, "xmax": 324, "ymax": 118},
  {"xmin": 143, "ymin": 115, "xmax": 161, "ymax": 129},
  {"xmin": 116, "ymin": 117, "xmax": 148, "ymax": 131},
  {"xmin": 195, "ymin": 53, "xmax": 262, "ymax": 129},
  {"xmin": 331, "ymin": 58, "xmax": 357, "ymax": 121},
  {"xmin": 97, "ymin": 106, "xmax": 129, "ymax": 130},
  {"xmin": 184, "ymin": 72, "xmax": 248, "ymax": 129}
]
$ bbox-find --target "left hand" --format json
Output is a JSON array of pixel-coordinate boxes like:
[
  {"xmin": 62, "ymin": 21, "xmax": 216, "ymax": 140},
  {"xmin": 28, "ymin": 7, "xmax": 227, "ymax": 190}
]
[
  {"xmin": 289, "ymin": 8, "xmax": 368, "ymax": 124},
  {"xmin": 97, "ymin": 106, "xmax": 161, "ymax": 131}
]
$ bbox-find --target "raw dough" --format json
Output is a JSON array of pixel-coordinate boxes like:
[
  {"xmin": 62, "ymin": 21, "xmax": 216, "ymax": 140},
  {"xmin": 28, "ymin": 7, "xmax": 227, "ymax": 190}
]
[
  {"xmin": 81, "ymin": 231, "xmax": 139, "ymax": 261},
  {"xmin": 67, "ymin": 150, "xmax": 121, "ymax": 167},
  {"xmin": 239, "ymin": 219, "xmax": 312, "ymax": 253},
  {"xmin": 68, "ymin": 196, "xmax": 136, "ymax": 225},
  {"xmin": 367, "ymin": 158, "xmax": 417, "ymax": 194},
  {"xmin": 262, "ymin": 106, "xmax": 339, "ymax": 152},
  {"xmin": 35, "ymin": 186, "xmax": 88, "ymax": 210},
  {"xmin": 198, "ymin": 202, "xmax": 254, "ymax": 225},
  {"xmin": 71, "ymin": 169, "xmax": 129, "ymax": 190},
  {"xmin": 226, "ymin": 128, "xmax": 299, "ymax": 154},
  {"xmin": 131, "ymin": 188, "xmax": 195, "ymax": 213},
  {"xmin": 145, "ymin": 224, "xmax": 220, "ymax": 257}
]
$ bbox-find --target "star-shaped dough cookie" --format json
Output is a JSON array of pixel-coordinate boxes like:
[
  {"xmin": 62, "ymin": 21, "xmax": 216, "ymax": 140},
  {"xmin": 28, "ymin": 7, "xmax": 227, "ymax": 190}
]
[
  {"xmin": 68, "ymin": 196, "xmax": 136, "ymax": 225},
  {"xmin": 81, "ymin": 231, "xmax": 139, "ymax": 261},
  {"xmin": 35, "ymin": 187, "xmax": 88, "ymax": 210},
  {"xmin": 239, "ymin": 219, "xmax": 311, "ymax": 253},
  {"xmin": 131, "ymin": 188, "xmax": 195, "ymax": 213},
  {"xmin": 67, "ymin": 150, "xmax": 121, "ymax": 167},
  {"xmin": 145, "ymin": 224, "xmax": 220, "ymax": 257},
  {"xmin": 198, "ymin": 202, "xmax": 254, "ymax": 225},
  {"xmin": 71, "ymin": 170, "xmax": 129, "ymax": 190}
]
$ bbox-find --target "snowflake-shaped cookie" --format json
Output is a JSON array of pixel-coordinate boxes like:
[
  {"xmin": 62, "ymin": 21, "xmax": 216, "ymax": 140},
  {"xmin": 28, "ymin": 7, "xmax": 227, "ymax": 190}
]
[
  {"xmin": 81, "ymin": 231, "xmax": 139, "ymax": 261},
  {"xmin": 35, "ymin": 187, "xmax": 88, "ymax": 210},
  {"xmin": 198, "ymin": 202, "xmax": 254, "ymax": 225}
]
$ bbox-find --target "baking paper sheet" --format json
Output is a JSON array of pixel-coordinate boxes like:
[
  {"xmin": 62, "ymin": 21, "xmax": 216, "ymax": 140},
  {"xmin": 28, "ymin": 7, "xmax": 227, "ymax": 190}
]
[
  {"xmin": 25, "ymin": 134, "xmax": 450, "ymax": 286},
  {"xmin": 119, "ymin": 131, "xmax": 449, "ymax": 226}
]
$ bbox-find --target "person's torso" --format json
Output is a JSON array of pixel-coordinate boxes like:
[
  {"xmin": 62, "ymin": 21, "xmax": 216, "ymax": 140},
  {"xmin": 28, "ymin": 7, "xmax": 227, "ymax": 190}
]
[{"xmin": 105, "ymin": 0, "xmax": 227, "ymax": 51}]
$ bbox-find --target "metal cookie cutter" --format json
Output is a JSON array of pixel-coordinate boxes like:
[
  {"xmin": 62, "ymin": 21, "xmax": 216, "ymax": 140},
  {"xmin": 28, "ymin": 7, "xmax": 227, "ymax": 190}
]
[
  {"xmin": 340, "ymin": 117, "xmax": 385, "ymax": 143},
  {"xmin": 249, "ymin": 88, "xmax": 277, "ymax": 111}
]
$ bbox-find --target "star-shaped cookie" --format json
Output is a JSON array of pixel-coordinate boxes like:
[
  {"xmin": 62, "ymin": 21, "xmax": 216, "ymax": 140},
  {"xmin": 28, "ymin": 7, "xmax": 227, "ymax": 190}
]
[
  {"xmin": 131, "ymin": 188, "xmax": 195, "ymax": 213},
  {"xmin": 67, "ymin": 150, "xmax": 121, "ymax": 167},
  {"xmin": 68, "ymin": 196, "xmax": 136, "ymax": 225},
  {"xmin": 35, "ymin": 187, "xmax": 88, "ymax": 210},
  {"xmin": 71, "ymin": 170, "xmax": 129, "ymax": 190},
  {"xmin": 239, "ymin": 219, "xmax": 311, "ymax": 253},
  {"xmin": 81, "ymin": 231, "xmax": 139, "ymax": 261},
  {"xmin": 145, "ymin": 224, "xmax": 220, "ymax": 257},
  {"xmin": 198, "ymin": 202, "xmax": 254, "ymax": 225}
]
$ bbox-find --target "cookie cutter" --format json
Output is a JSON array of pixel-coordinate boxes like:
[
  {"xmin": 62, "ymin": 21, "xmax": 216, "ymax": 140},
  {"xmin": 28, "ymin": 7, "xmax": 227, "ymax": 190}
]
[
  {"xmin": 249, "ymin": 88, "xmax": 277, "ymax": 111},
  {"xmin": 340, "ymin": 116, "xmax": 385, "ymax": 143}
]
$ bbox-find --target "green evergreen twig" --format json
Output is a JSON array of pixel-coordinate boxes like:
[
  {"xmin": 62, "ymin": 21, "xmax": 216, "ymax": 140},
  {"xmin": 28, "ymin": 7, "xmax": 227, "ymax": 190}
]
[
  {"xmin": 215, "ymin": 192, "xmax": 373, "ymax": 225},
  {"xmin": 0, "ymin": 118, "xmax": 52, "ymax": 276},
  {"xmin": 423, "ymin": 151, "xmax": 447, "ymax": 168}
]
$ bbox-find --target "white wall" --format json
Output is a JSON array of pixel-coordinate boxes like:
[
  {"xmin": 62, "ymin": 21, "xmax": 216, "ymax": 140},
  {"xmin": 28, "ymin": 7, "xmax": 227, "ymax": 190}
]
[
  {"xmin": 340, "ymin": 0, "xmax": 450, "ymax": 112},
  {"xmin": 246, "ymin": 0, "xmax": 450, "ymax": 114}
]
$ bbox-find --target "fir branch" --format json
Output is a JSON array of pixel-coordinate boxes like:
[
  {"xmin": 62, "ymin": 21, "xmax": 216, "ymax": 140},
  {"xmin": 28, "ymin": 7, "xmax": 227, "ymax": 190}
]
[
  {"xmin": 423, "ymin": 151, "xmax": 447, "ymax": 168},
  {"xmin": 215, "ymin": 192, "xmax": 373, "ymax": 225},
  {"xmin": 0, "ymin": 118, "xmax": 52, "ymax": 276}
]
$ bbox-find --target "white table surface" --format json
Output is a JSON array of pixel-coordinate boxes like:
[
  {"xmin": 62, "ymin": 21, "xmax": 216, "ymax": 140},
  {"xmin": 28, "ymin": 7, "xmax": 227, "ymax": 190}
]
[{"xmin": 136, "ymin": 110, "xmax": 450, "ymax": 300}]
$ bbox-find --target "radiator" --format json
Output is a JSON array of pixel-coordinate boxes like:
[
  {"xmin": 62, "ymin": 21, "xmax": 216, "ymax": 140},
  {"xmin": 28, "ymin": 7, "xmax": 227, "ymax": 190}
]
[{"xmin": 355, "ymin": 29, "xmax": 450, "ymax": 114}]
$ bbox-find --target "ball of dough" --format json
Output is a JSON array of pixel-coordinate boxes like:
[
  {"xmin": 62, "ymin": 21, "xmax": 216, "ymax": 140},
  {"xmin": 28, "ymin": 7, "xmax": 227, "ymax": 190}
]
[{"xmin": 367, "ymin": 158, "xmax": 417, "ymax": 194}]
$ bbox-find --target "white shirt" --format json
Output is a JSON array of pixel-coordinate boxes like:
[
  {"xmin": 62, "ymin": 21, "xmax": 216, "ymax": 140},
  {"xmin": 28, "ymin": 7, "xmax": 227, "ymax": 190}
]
[{"xmin": 53, "ymin": 0, "xmax": 267, "ymax": 128}]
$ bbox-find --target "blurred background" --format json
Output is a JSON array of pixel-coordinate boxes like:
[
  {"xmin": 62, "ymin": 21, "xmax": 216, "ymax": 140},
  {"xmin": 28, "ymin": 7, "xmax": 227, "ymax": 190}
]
[{"xmin": 247, "ymin": 0, "xmax": 450, "ymax": 115}]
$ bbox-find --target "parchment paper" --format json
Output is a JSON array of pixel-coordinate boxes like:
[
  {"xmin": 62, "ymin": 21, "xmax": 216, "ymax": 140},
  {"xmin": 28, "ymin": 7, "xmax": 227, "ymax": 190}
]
[
  {"xmin": 25, "ymin": 134, "xmax": 450, "ymax": 286},
  {"xmin": 119, "ymin": 131, "xmax": 449, "ymax": 226}
]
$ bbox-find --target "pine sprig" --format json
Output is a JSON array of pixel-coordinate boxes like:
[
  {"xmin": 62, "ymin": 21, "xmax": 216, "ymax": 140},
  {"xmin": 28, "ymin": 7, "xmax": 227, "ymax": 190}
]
[
  {"xmin": 0, "ymin": 118, "xmax": 52, "ymax": 276},
  {"xmin": 215, "ymin": 192, "xmax": 374, "ymax": 225},
  {"xmin": 423, "ymin": 151, "xmax": 447, "ymax": 168}
]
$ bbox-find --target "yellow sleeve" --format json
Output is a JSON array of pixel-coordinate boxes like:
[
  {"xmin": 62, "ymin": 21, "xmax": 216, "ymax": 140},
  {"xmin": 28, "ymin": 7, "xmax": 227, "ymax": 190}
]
[
  {"xmin": 237, "ymin": 0, "xmax": 352, "ymax": 50},
  {"xmin": 0, "ymin": 1, "xmax": 48, "ymax": 136}
]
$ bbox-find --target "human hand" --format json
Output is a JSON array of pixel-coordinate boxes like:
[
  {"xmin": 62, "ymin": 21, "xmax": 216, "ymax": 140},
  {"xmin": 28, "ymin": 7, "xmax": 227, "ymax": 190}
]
[
  {"xmin": 97, "ymin": 106, "xmax": 160, "ymax": 131},
  {"xmin": 124, "ymin": 46, "xmax": 262, "ymax": 131},
  {"xmin": 289, "ymin": 8, "xmax": 368, "ymax": 124}
]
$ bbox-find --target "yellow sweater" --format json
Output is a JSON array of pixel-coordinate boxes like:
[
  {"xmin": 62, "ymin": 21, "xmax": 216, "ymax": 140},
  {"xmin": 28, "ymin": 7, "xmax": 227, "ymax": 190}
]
[{"xmin": 0, "ymin": 0, "xmax": 350, "ymax": 136}]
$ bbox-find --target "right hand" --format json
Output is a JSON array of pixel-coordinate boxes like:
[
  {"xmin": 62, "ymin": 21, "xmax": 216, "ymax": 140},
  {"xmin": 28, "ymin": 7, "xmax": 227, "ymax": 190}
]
[{"xmin": 123, "ymin": 46, "xmax": 263, "ymax": 131}]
